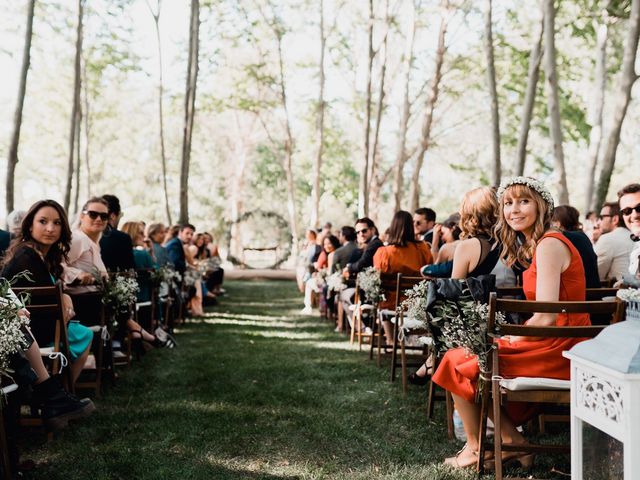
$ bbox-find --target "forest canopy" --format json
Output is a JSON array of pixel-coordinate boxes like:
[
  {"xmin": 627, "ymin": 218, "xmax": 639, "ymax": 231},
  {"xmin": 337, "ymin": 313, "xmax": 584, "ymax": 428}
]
[{"xmin": 1, "ymin": 0, "xmax": 639, "ymax": 243}]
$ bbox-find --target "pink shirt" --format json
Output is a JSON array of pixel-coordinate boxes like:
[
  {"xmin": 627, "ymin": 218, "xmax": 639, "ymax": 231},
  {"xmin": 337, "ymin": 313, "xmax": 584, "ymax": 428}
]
[{"xmin": 63, "ymin": 229, "xmax": 106, "ymax": 292}]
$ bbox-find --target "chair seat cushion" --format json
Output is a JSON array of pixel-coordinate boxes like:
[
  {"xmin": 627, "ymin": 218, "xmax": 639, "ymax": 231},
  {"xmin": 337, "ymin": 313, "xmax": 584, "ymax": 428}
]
[{"xmin": 500, "ymin": 377, "xmax": 570, "ymax": 391}]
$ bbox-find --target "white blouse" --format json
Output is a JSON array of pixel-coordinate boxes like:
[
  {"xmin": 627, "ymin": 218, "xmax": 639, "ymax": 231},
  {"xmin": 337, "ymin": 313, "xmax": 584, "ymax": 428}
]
[{"xmin": 63, "ymin": 229, "xmax": 106, "ymax": 291}]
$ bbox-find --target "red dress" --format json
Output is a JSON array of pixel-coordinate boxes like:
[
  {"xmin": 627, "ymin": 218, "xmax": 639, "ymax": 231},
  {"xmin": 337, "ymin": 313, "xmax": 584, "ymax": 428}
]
[
  {"xmin": 432, "ymin": 231, "xmax": 589, "ymax": 423},
  {"xmin": 373, "ymin": 241, "xmax": 433, "ymax": 310}
]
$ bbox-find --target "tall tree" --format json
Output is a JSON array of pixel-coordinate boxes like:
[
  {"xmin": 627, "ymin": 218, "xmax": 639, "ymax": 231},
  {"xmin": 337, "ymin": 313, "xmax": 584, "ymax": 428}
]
[
  {"xmin": 358, "ymin": 0, "xmax": 375, "ymax": 218},
  {"xmin": 309, "ymin": 0, "xmax": 327, "ymax": 230},
  {"xmin": 484, "ymin": 0, "xmax": 501, "ymax": 186},
  {"xmin": 585, "ymin": 1, "xmax": 610, "ymax": 212},
  {"xmin": 392, "ymin": 0, "xmax": 416, "ymax": 212},
  {"xmin": 64, "ymin": 0, "xmax": 84, "ymax": 213},
  {"xmin": 72, "ymin": 104, "xmax": 82, "ymax": 213},
  {"xmin": 409, "ymin": 0, "xmax": 449, "ymax": 212},
  {"xmin": 179, "ymin": 0, "xmax": 200, "ymax": 224},
  {"xmin": 515, "ymin": 13, "xmax": 544, "ymax": 176},
  {"xmin": 543, "ymin": 0, "xmax": 569, "ymax": 204},
  {"xmin": 595, "ymin": 0, "xmax": 640, "ymax": 207},
  {"xmin": 146, "ymin": 0, "xmax": 172, "ymax": 225},
  {"xmin": 5, "ymin": 0, "xmax": 35, "ymax": 214},
  {"xmin": 82, "ymin": 54, "xmax": 91, "ymax": 198}
]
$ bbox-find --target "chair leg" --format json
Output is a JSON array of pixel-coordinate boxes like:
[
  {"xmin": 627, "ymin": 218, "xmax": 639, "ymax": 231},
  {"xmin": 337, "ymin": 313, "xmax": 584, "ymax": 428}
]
[
  {"xmin": 445, "ymin": 391, "xmax": 454, "ymax": 440},
  {"xmin": 493, "ymin": 386, "xmax": 503, "ymax": 479},
  {"xmin": 477, "ymin": 382, "xmax": 490, "ymax": 475},
  {"xmin": 376, "ymin": 317, "xmax": 383, "ymax": 366},
  {"xmin": 401, "ymin": 340, "xmax": 408, "ymax": 395},
  {"xmin": 349, "ymin": 307, "xmax": 357, "ymax": 346},
  {"xmin": 390, "ymin": 321, "xmax": 398, "ymax": 380}
]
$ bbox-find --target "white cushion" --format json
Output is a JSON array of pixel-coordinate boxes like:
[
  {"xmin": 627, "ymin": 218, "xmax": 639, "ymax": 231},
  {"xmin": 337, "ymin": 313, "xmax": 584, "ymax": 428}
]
[{"xmin": 500, "ymin": 377, "xmax": 570, "ymax": 391}]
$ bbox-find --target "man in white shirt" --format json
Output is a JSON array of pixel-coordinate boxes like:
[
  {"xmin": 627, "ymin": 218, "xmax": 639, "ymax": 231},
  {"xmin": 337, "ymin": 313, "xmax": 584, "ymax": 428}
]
[
  {"xmin": 594, "ymin": 201, "xmax": 635, "ymax": 281},
  {"xmin": 618, "ymin": 183, "xmax": 640, "ymax": 281}
]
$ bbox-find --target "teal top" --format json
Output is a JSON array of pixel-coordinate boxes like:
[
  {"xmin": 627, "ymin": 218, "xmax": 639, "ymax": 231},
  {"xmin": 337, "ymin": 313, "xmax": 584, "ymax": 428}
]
[{"xmin": 133, "ymin": 248, "xmax": 157, "ymax": 302}]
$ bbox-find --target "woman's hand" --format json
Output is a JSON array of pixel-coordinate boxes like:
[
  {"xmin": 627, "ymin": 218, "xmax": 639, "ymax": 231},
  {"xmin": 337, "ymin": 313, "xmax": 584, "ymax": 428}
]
[{"xmin": 77, "ymin": 271, "xmax": 95, "ymax": 285}]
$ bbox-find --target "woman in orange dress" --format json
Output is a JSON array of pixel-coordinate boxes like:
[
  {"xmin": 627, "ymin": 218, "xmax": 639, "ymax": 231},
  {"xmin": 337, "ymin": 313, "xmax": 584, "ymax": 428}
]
[
  {"xmin": 433, "ymin": 177, "xmax": 589, "ymax": 469},
  {"xmin": 373, "ymin": 210, "xmax": 433, "ymax": 344}
]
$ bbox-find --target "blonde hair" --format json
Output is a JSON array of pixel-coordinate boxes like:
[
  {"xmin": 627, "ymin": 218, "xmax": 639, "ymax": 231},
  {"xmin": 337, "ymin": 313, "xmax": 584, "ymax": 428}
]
[
  {"xmin": 458, "ymin": 187, "xmax": 498, "ymax": 239},
  {"xmin": 121, "ymin": 221, "xmax": 145, "ymax": 244},
  {"xmin": 495, "ymin": 184, "xmax": 552, "ymax": 268}
]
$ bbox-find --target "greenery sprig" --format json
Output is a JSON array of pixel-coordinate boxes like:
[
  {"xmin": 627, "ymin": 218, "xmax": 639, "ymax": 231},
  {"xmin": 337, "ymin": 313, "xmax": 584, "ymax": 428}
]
[{"xmin": 358, "ymin": 267, "xmax": 385, "ymax": 304}]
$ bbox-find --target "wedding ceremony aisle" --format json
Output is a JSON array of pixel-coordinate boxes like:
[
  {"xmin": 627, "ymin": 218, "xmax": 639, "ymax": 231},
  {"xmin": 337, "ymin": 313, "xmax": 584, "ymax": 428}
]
[{"xmin": 22, "ymin": 280, "xmax": 494, "ymax": 479}]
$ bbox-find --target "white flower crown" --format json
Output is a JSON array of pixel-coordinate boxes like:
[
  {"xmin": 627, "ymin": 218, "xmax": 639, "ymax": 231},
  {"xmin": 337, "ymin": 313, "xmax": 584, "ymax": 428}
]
[{"xmin": 497, "ymin": 176, "xmax": 555, "ymax": 209}]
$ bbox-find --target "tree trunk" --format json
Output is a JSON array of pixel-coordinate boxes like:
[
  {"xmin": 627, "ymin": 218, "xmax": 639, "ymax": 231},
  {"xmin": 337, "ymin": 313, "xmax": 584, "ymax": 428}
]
[
  {"xmin": 409, "ymin": 1, "xmax": 449, "ymax": 212},
  {"xmin": 5, "ymin": 0, "xmax": 35, "ymax": 214},
  {"xmin": 595, "ymin": 0, "xmax": 640, "ymax": 208},
  {"xmin": 179, "ymin": 0, "xmax": 199, "ymax": 224},
  {"xmin": 392, "ymin": 0, "xmax": 416, "ymax": 213},
  {"xmin": 543, "ymin": 0, "xmax": 569, "ymax": 204},
  {"xmin": 82, "ymin": 55, "xmax": 91, "ymax": 198},
  {"xmin": 64, "ymin": 0, "xmax": 83, "ymax": 213},
  {"xmin": 276, "ymin": 33, "xmax": 300, "ymax": 256},
  {"xmin": 584, "ymin": 3, "xmax": 609, "ymax": 212},
  {"xmin": 358, "ymin": 0, "xmax": 374, "ymax": 218},
  {"xmin": 484, "ymin": 0, "xmax": 501, "ymax": 186},
  {"xmin": 73, "ymin": 105, "xmax": 82, "ymax": 214},
  {"xmin": 147, "ymin": 0, "xmax": 172, "ymax": 225},
  {"xmin": 515, "ymin": 13, "xmax": 544, "ymax": 176},
  {"xmin": 310, "ymin": 0, "xmax": 326, "ymax": 230},
  {"xmin": 368, "ymin": 0, "xmax": 390, "ymax": 222}
]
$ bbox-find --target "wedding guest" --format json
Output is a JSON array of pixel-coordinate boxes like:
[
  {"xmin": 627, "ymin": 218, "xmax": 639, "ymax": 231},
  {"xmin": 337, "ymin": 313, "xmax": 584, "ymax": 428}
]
[
  {"xmin": 430, "ymin": 213, "xmax": 461, "ymax": 264},
  {"xmin": 1, "ymin": 199, "xmax": 92, "ymax": 382},
  {"xmin": 434, "ymin": 177, "xmax": 590, "ymax": 469},
  {"xmin": 594, "ymin": 201, "xmax": 634, "ymax": 282},
  {"xmin": 618, "ymin": 183, "xmax": 640, "ymax": 279},
  {"xmin": 551, "ymin": 205, "xmax": 600, "ymax": 289},
  {"xmin": 413, "ymin": 207, "xmax": 436, "ymax": 244},
  {"xmin": 146, "ymin": 223, "xmax": 170, "ymax": 266},
  {"xmin": 374, "ymin": 210, "xmax": 433, "ymax": 344},
  {"xmin": 99, "ymin": 194, "xmax": 134, "ymax": 272}
]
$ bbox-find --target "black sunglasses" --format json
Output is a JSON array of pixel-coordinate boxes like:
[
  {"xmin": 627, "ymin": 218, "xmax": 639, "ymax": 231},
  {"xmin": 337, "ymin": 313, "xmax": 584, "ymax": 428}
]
[
  {"xmin": 620, "ymin": 203, "xmax": 640, "ymax": 216},
  {"xmin": 83, "ymin": 210, "xmax": 109, "ymax": 221},
  {"xmin": 356, "ymin": 228, "xmax": 369, "ymax": 235}
]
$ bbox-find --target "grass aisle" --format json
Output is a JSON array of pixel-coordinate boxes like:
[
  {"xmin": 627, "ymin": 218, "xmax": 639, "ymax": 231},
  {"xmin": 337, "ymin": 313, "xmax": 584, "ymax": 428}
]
[{"xmin": 25, "ymin": 280, "xmax": 490, "ymax": 480}]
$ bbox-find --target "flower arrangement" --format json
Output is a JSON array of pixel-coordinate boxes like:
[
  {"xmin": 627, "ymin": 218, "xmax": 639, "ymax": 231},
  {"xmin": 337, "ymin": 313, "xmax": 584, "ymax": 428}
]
[
  {"xmin": 358, "ymin": 267, "xmax": 385, "ymax": 304},
  {"xmin": 497, "ymin": 176, "xmax": 554, "ymax": 208},
  {"xmin": 617, "ymin": 288, "xmax": 640, "ymax": 321},
  {"xmin": 99, "ymin": 272, "xmax": 139, "ymax": 314},
  {"xmin": 150, "ymin": 265, "xmax": 182, "ymax": 287},
  {"xmin": 0, "ymin": 273, "xmax": 32, "ymax": 379},
  {"xmin": 400, "ymin": 280, "xmax": 430, "ymax": 327},
  {"xmin": 326, "ymin": 271, "xmax": 346, "ymax": 294}
]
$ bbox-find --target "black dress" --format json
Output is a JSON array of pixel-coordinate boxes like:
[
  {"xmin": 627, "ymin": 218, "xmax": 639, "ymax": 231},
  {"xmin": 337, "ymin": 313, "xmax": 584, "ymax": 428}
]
[{"xmin": 1, "ymin": 245, "xmax": 59, "ymax": 345}]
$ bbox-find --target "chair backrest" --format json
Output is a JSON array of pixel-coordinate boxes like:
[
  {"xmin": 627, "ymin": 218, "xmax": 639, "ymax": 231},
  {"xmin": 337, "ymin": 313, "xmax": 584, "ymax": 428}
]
[
  {"xmin": 393, "ymin": 273, "xmax": 425, "ymax": 311},
  {"xmin": 488, "ymin": 291, "xmax": 625, "ymax": 339}
]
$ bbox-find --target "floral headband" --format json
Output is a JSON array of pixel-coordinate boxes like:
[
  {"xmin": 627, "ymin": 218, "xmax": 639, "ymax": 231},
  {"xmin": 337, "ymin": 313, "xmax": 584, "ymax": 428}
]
[{"xmin": 497, "ymin": 176, "xmax": 555, "ymax": 210}]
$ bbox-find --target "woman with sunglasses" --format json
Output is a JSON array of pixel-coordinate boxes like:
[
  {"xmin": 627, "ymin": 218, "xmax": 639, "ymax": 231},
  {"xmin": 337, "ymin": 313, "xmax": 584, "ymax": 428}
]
[{"xmin": 618, "ymin": 183, "xmax": 640, "ymax": 280}]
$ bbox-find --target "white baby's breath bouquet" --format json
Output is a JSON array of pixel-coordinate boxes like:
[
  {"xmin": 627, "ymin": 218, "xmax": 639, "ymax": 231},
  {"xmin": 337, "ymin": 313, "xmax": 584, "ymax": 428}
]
[
  {"xmin": 358, "ymin": 267, "xmax": 385, "ymax": 304},
  {"xmin": 100, "ymin": 271, "xmax": 140, "ymax": 314},
  {"xmin": 326, "ymin": 271, "xmax": 346, "ymax": 294},
  {"xmin": 400, "ymin": 280, "xmax": 430, "ymax": 330},
  {"xmin": 0, "ymin": 272, "xmax": 32, "ymax": 378}
]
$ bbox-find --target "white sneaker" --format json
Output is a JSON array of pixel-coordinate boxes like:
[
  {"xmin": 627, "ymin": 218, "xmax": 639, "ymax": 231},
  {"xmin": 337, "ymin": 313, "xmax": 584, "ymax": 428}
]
[
  {"xmin": 363, "ymin": 327, "xmax": 373, "ymax": 335},
  {"xmin": 300, "ymin": 307, "xmax": 313, "ymax": 315}
]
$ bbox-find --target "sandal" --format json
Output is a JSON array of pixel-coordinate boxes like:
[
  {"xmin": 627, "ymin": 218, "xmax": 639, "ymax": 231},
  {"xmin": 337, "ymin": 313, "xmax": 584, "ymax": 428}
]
[{"xmin": 443, "ymin": 444, "xmax": 479, "ymax": 469}]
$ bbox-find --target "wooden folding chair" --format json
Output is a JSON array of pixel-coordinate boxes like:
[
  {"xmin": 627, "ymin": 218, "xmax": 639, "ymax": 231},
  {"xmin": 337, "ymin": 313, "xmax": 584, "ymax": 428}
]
[
  {"xmin": 0, "ymin": 382, "xmax": 18, "ymax": 480},
  {"xmin": 367, "ymin": 273, "xmax": 404, "ymax": 364},
  {"xmin": 69, "ymin": 291, "xmax": 110, "ymax": 397},
  {"xmin": 349, "ymin": 281, "xmax": 375, "ymax": 351},
  {"xmin": 388, "ymin": 274, "xmax": 431, "ymax": 388},
  {"xmin": 478, "ymin": 292, "xmax": 625, "ymax": 478}
]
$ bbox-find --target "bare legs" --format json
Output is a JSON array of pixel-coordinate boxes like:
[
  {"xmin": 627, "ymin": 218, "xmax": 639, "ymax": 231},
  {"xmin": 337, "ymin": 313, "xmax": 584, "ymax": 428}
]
[
  {"xmin": 128, "ymin": 318, "xmax": 155, "ymax": 342},
  {"xmin": 70, "ymin": 344, "xmax": 90, "ymax": 383},
  {"xmin": 24, "ymin": 341, "xmax": 50, "ymax": 384}
]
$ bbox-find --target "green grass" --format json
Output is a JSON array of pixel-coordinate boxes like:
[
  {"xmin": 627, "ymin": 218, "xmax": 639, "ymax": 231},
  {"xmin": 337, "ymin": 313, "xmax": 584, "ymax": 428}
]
[{"xmin": 21, "ymin": 280, "xmax": 570, "ymax": 479}]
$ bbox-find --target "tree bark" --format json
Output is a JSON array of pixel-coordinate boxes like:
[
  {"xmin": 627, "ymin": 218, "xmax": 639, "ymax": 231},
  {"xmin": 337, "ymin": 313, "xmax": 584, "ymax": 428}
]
[
  {"xmin": 409, "ymin": 1, "xmax": 449, "ymax": 212},
  {"xmin": 64, "ymin": 0, "xmax": 83, "ymax": 213},
  {"xmin": 484, "ymin": 0, "xmax": 501, "ymax": 186},
  {"xmin": 358, "ymin": 0, "xmax": 374, "ymax": 218},
  {"xmin": 82, "ymin": 55, "xmax": 91, "ymax": 198},
  {"xmin": 73, "ymin": 105, "xmax": 82, "ymax": 214},
  {"xmin": 543, "ymin": 0, "xmax": 569, "ymax": 204},
  {"xmin": 5, "ymin": 0, "xmax": 35, "ymax": 215},
  {"xmin": 584, "ymin": 9, "xmax": 609, "ymax": 212},
  {"xmin": 392, "ymin": 0, "xmax": 416, "ymax": 213},
  {"xmin": 515, "ymin": 13, "xmax": 544, "ymax": 176},
  {"xmin": 595, "ymin": 0, "xmax": 640, "ymax": 207},
  {"xmin": 276, "ymin": 31, "xmax": 300, "ymax": 256},
  {"xmin": 368, "ymin": 2, "xmax": 390, "ymax": 222},
  {"xmin": 147, "ymin": 0, "xmax": 172, "ymax": 225},
  {"xmin": 310, "ymin": 0, "xmax": 326, "ymax": 230},
  {"xmin": 179, "ymin": 0, "xmax": 199, "ymax": 224}
]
